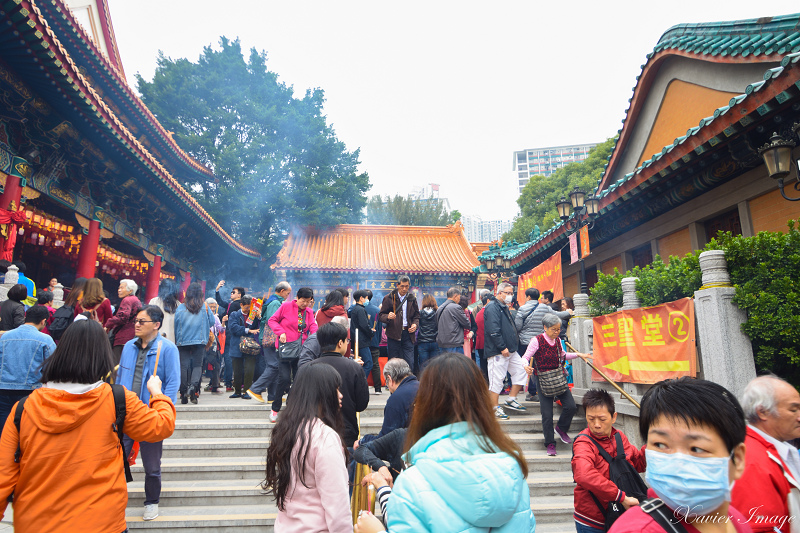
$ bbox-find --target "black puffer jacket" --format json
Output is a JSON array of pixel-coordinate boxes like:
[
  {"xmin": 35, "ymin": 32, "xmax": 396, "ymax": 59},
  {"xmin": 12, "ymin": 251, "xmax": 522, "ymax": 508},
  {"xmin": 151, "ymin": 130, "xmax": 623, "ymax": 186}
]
[
  {"xmin": 483, "ymin": 297, "xmax": 519, "ymax": 357},
  {"xmin": 417, "ymin": 307, "xmax": 437, "ymax": 343}
]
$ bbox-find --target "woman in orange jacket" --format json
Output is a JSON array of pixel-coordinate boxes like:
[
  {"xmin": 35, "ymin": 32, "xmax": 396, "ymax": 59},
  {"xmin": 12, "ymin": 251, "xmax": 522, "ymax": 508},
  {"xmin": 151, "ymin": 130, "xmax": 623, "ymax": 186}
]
[{"xmin": 0, "ymin": 319, "xmax": 176, "ymax": 533}]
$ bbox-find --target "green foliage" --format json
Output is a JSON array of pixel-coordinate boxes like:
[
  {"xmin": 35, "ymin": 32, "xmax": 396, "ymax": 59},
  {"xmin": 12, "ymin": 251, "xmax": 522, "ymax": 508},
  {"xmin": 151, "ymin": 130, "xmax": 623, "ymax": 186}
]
[
  {"xmin": 504, "ymin": 138, "xmax": 617, "ymax": 243},
  {"xmin": 588, "ymin": 253, "xmax": 703, "ymax": 315},
  {"xmin": 135, "ymin": 37, "xmax": 370, "ymax": 259},
  {"xmin": 366, "ymin": 194, "xmax": 455, "ymax": 226},
  {"xmin": 714, "ymin": 221, "xmax": 800, "ymax": 384},
  {"xmin": 588, "ymin": 268, "xmax": 623, "ymax": 316},
  {"xmin": 450, "ymin": 209, "xmax": 462, "ymax": 225}
]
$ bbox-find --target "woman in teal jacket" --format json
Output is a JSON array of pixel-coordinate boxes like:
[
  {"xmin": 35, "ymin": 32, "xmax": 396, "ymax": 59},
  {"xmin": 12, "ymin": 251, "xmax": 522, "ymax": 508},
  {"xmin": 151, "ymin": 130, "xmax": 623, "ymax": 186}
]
[{"xmin": 355, "ymin": 351, "xmax": 536, "ymax": 533}]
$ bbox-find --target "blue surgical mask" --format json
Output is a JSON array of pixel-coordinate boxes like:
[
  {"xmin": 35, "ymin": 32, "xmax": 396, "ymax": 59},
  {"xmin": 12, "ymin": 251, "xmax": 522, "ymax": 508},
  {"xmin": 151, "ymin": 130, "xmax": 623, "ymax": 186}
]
[{"xmin": 645, "ymin": 449, "xmax": 732, "ymax": 517}]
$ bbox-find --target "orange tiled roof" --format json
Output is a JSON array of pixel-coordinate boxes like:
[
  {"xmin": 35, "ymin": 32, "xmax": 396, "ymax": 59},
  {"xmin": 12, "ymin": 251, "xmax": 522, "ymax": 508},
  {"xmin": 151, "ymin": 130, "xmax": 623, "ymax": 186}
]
[
  {"xmin": 470, "ymin": 242, "xmax": 493, "ymax": 257},
  {"xmin": 273, "ymin": 223, "xmax": 480, "ymax": 274}
]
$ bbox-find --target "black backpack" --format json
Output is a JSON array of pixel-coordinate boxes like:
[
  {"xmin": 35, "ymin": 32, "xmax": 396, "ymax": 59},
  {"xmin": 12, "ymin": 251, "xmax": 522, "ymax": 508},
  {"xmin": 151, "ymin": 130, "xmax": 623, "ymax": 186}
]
[
  {"xmin": 48, "ymin": 304, "xmax": 75, "ymax": 341},
  {"xmin": 574, "ymin": 432, "xmax": 649, "ymax": 531},
  {"xmin": 13, "ymin": 383, "xmax": 132, "ymax": 483}
]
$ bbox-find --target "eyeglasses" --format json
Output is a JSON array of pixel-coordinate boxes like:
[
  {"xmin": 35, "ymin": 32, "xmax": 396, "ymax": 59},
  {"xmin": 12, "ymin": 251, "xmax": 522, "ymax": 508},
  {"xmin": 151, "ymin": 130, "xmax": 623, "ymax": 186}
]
[
  {"xmin": 133, "ymin": 319, "xmax": 155, "ymax": 325},
  {"xmin": 500, "ymin": 290, "xmax": 514, "ymax": 295}
]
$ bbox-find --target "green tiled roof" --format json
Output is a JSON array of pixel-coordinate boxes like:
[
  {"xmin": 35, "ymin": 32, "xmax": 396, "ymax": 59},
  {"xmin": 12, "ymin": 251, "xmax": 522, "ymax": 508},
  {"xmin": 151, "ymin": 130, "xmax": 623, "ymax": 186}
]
[{"xmin": 652, "ymin": 14, "xmax": 800, "ymax": 58}]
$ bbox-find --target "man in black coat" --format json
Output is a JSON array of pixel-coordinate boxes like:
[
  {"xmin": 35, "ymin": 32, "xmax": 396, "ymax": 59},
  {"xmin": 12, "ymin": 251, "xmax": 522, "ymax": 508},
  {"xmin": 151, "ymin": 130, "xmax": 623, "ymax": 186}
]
[
  {"xmin": 310, "ymin": 322, "xmax": 370, "ymax": 448},
  {"xmin": 350, "ymin": 289, "xmax": 374, "ymax": 380},
  {"xmin": 484, "ymin": 282, "xmax": 532, "ymax": 420},
  {"xmin": 378, "ymin": 275, "xmax": 419, "ymax": 369}
]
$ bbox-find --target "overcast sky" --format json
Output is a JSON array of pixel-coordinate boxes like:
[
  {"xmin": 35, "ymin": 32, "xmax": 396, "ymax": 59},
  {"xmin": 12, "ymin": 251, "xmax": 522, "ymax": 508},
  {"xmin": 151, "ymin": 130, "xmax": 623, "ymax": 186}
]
[{"xmin": 107, "ymin": 1, "xmax": 798, "ymax": 221}]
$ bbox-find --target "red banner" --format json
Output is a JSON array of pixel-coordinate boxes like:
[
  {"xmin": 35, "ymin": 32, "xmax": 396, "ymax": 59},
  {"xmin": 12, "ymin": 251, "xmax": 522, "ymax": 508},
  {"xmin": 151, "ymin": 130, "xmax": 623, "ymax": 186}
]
[
  {"xmin": 592, "ymin": 297, "xmax": 696, "ymax": 384},
  {"xmin": 517, "ymin": 251, "xmax": 563, "ymax": 303},
  {"xmin": 580, "ymin": 225, "xmax": 590, "ymax": 259}
]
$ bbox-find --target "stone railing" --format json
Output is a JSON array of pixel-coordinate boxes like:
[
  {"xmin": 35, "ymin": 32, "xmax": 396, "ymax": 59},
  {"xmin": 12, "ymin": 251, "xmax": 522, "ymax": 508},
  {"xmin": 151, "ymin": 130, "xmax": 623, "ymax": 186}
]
[{"xmin": 567, "ymin": 249, "xmax": 756, "ymax": 446}]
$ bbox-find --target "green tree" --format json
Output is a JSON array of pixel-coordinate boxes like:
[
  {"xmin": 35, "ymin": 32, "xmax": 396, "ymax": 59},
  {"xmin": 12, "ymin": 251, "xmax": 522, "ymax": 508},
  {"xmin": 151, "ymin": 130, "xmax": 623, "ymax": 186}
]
[
  {"xmin": 504, "ymin": 138, "xmax": 616, "ymax": 242},
  {"xmin": 366, "ymin": 194, "xmax": 454, "ymax": 226},
  {"xmin": 135, "ymin": 37, "xmax": 370, "ymax": 259},
  {"xmin": 450, "ymin": 209, "xmax": 462, "ymax": 224}
]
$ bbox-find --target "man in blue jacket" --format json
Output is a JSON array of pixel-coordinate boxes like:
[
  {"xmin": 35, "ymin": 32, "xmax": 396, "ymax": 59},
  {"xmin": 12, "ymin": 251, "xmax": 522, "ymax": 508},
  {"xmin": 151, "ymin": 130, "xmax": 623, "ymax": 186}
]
[
  {"xmin": 0, "ymin": 305, "xmax": 56, "ymax": 436},
  {"xmin": 116, "ymin": 304, "xmax": 180, "ymax": 522}
]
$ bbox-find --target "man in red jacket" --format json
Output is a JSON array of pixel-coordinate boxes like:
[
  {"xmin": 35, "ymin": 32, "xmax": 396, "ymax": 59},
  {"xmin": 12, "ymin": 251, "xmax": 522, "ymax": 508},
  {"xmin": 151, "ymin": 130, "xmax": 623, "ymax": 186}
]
[
  {"xmin": 733, "ymin": 375, "xmax": 800, "ymax": 533},
  {"xmin": 572, "ymin": 389, "xmax": 646, "ymax": 533}
]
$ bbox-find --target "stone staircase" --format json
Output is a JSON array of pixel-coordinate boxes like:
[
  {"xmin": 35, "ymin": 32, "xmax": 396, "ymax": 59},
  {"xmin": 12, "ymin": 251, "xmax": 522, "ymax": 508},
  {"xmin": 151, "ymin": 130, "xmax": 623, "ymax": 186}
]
[{"xmin": 125, "ymin": 386, "xmax": 581, "ymax": 533}]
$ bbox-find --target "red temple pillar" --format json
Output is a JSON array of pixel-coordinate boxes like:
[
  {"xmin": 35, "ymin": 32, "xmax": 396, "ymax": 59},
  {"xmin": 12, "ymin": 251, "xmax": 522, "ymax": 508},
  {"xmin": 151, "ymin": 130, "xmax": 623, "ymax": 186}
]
[
  {"xmin": 76, "ymin": 220, "xmax": 100, "ymax": 279},
  {"xmin": 0, "ymin": 158, "xmax": 30, "ymax": 261},
  {"xmin": 200, "ymin": 280, "xmax": 207, "ymax": 295},
  {"xmin": 144, "ymin": 255, "xmax": 162, "ymax": 302},
  {"xmin": 179, "ymin": 270, "xmax": 191, "ymax": 300}
]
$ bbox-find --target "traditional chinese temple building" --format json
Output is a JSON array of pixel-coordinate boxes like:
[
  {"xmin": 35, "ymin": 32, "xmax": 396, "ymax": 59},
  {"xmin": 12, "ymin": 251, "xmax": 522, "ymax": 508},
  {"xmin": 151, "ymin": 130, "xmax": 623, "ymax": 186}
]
[
  {"xmin": 272, "ymin": 223, "xmax": 479, "ymax": 307},
  {"xmin": 479, "ymin": 13, "xmax": 800, "ymax": 296},
  {"xmin": 0, "ymin": 0, "xmax": 259, "ymax": 299}
]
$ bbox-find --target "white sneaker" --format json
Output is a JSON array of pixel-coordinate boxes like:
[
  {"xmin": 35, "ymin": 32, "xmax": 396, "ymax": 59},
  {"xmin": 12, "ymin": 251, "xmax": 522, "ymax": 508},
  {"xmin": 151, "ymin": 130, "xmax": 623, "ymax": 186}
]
[
  {"xmin": 269, "ymin": 410, "xmax": 278, "ymax": 423},
  {"xmin": 143, "ymin": 503, "xmax": 159, "ymax": 521}
]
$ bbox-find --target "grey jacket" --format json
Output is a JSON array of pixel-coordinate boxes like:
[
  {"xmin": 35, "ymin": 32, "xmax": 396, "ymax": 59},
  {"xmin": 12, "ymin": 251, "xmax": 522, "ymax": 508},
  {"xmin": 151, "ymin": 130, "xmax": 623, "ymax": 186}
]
[
  {"xmin": 435, "ymin": 299, "xmax": 470, "ymax": 348},
  {"xmin": 483, "ymin": 298, "xmax": 519, "ymax": 357},
  {"xmin": 515, "ymin": 300, "xmax": 571, "ymax": 344},
  {"xmin": 297, "ymin": 333, "xmax": 321, "ymax": 369}
]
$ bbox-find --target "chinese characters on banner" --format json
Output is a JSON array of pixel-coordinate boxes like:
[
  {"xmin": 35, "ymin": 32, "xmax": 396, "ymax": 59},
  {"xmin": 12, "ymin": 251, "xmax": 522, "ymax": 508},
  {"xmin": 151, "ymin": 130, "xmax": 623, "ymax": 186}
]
[
  {"xmin": 516, "ymin": 251, "xmax": 563, "ymax": 303},
  {"xmin": 580, "ymin": 225, "xmax": 590, "ymax": 259},
  {"xmin": 569, "ymin": 233, "xmax": 579, "ymax": 264},
  {"xmin": 591, "ymin": 297, "xmax": 696, "ymax": 384}
]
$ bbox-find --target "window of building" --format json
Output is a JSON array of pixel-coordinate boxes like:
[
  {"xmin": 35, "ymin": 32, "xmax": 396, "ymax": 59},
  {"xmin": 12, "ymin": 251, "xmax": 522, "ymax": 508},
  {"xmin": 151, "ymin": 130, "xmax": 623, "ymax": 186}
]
[
  {"xmin": 518, "ymin": 172, "xmax": 528, "ymax": 179},
  {"xmin": 517, "ymin": 153, "xmax": 526, "ymax": 163},
  {"xmin": 519, "ymin": 179, "xmax": 529, "ymax": 186},
  {"xmin": 704, "ymin": 209, "xmax": 742, "ymax": 242},
  {"xmin": 519, "ymin": 165, "xmax": 527, "ymax": 171},
  {"xmin": 630, "ymin": 243, "xmax": 653, "ymax": 269}
]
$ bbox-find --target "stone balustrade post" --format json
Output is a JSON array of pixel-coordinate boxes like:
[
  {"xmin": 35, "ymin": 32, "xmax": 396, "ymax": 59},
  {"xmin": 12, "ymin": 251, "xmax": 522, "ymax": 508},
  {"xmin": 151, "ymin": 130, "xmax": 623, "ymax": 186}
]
[
  {"xmin": 569, "ymin": 293, "xmax": 593, "ymax": 391},
  {"xmin": 0, "ymin": 265, "xmax": 19, "ymax": 303},
  {"xmin": 621, "ymin": 277, "xmax": 641, "ymax": 310},
  {"xmin": 52, "ymin": 283, "xmax": 65, "ymax": 308},
  {"xmin": 694, "ymin": 250, "xmax": 755, "ymax": 399}
]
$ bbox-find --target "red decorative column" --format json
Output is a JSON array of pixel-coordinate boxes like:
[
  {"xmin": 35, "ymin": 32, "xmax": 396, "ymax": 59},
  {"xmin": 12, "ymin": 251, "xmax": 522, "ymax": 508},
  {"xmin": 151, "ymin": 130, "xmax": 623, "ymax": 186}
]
[
  {"xmin": 76, "ymin": 219, "xmax": 100, "ymax": 279},
  {"xmin": 0, "ymin": 157, "xmax": 31, "ymax": 261},
  {"xmin": 144, "ymin": 255, "xmax": 162, "ymax": 302}
]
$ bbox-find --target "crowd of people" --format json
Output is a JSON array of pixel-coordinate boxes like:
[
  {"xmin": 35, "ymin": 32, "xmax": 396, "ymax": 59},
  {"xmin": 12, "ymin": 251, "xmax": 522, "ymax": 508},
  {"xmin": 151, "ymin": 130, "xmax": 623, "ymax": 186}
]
[{"xmin": 0, "ymin": 269, "xmax": 798, "ymax": 533}]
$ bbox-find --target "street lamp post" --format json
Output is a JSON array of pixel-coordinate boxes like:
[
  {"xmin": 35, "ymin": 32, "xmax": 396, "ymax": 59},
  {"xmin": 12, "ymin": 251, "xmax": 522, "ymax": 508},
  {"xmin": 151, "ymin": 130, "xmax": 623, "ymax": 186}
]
[
  {"xmin": 757, "ymin": 122, "xmax": 800, "ymax": 202},
  {"xmin": 556, "ymin": 186, "xmax": 600, "ymax": 294}
]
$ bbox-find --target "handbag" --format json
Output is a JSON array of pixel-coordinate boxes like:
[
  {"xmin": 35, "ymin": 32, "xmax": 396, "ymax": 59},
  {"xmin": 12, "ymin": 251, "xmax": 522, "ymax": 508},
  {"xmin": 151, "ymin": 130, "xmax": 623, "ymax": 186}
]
[
  {"xmin": 531, "ymin": 344, "xmax": 568, "ymax": 397},
  {"xmin": 261, "ymin": 324, "xmax": 277, "ymax": 347},
  {"xmin": 278, "ymin": 339, "xmax": 302, "ymax": 360},
  {"xmin": 239, "ymin": 335, "xmax": 261, "ymax": 356}
]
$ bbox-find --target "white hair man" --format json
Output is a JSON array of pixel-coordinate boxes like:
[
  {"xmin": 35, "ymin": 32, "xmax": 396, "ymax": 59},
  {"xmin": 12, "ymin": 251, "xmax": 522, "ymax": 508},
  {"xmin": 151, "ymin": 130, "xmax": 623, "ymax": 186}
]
[
  {"xmin": 483, "ymin": 282, "xmax": 532, "ymax": 420},
  {"xmin": 732, "ymin": 375, "xmax": 800, "ymax": 533}
]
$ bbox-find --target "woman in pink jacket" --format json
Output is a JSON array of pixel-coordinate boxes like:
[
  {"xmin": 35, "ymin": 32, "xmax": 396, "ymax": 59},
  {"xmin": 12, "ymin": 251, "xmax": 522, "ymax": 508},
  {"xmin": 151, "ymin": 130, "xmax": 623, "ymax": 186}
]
[
  {"xmin": 263, "ymin": 362, "xmax": 351, "ymax": 532},
  {"xmin": 267, "ymin": 287, "xmax": 317, "ymax": 421}
]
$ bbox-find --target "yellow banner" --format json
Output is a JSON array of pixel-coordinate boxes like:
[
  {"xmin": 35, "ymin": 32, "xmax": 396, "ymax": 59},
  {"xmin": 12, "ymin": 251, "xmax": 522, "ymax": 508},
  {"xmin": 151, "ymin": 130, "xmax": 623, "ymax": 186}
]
[
  {"xmin": 516, "ymin": 251, "xmax": 563, "ymax": 303},
  {"xmin": 592, "ymin": 297, "xmax": 696, "ymax": 384}
]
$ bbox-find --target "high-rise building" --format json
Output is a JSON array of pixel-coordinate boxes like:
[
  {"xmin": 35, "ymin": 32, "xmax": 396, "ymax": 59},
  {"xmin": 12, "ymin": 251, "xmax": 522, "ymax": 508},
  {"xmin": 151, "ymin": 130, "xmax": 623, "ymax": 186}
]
[
  {"xmin": 513, "ymin": 143, "xmax": 598, "ymax": 194},
  {"xmin": 461, "ymin": 215, "xmax": 512, "ymax": 243}
]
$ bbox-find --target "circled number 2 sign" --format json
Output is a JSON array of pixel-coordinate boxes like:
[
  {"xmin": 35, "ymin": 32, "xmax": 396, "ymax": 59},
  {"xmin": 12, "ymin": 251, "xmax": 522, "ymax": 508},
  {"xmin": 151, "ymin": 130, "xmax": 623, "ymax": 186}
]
[{"xmin": 668, "ymin": 311, "xmax": 691, "ymax": 342}]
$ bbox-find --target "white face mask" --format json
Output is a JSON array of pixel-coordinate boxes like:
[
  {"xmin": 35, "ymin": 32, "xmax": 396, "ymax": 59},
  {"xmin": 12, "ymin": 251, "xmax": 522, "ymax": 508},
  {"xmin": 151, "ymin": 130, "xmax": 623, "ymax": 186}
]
[{"xmin": 504, "ymin": 294, "xmax": 513, "ymax": 304}]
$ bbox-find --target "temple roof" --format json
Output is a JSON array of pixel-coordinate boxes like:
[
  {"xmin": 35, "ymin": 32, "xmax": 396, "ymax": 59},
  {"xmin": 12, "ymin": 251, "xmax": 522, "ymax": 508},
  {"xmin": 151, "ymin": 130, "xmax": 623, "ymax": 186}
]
[
  {"xmin": 599, "ymin": 12, "xmax": 800, "ymax": 192},
  {"xmin": 494, "ymin": 14, "xmax": 800, "ymax": 273},
  {"xmin": 273, "ymin": 224, "xmax": 480, "ymax": 275},
  {"xmin": 0, "ymin": 0, "xmax": 259, "ymax": 260}
]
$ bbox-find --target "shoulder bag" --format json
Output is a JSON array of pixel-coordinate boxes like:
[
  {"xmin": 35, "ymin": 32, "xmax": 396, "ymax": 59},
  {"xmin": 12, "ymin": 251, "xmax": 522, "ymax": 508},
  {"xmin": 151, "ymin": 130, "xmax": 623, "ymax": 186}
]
[
  {"xmin": 530, "ymin": 339, "xmax": 568, "ymax": 397},
  {"xmin": 278, "ymin": 338, "xmax": 302, "ymax": 360},
  {"xmin": 204, "ymin": 304, "xmax": 215, "ymax": 350},
  {"xmin": 239, "ymin": 335, "xmax": 262, "ymax": 356}
]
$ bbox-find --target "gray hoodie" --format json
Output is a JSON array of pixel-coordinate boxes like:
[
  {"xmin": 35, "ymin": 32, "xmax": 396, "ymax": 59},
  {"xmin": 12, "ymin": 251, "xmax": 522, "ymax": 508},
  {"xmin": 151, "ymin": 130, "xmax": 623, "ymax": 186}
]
[{"xmin": 435, "ymin": 299, "xmax": 470, "ymax": 349}]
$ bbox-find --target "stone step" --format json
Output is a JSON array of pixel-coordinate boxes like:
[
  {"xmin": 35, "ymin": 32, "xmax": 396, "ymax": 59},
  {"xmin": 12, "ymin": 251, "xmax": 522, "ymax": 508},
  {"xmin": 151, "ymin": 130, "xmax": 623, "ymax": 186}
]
[
  {"xmin": 168, "ymin": 416, "xmax": 583, "ymax": 439},
  {"xmin": 127, "ymin": 470, "xmax": 576, "ymax": 507},
  {"xmin": 133, "ymin": 448, "xmax": 578, "ymax": 482},
  {"xmin": 124, "ymin": 497, "xmax": 574, "ymax": 531}
]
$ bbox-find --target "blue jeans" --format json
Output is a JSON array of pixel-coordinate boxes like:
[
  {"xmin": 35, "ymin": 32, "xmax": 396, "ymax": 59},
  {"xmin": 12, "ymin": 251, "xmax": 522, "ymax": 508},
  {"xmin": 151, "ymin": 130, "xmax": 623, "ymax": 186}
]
[
  {"xmin": 0, "ymin": 390, "xmax": 31, "ymax": 439},
  {"xmin": 358, "ymin": 345, "xmax": 373, "ymax": 378},
  {"xmin": 575, "ymin": 521, "xmax": 604, "ymax": 533},
  {"xmin": 251, "ymin": 345, "xmax": 279, "ymax": 398},
  {"xmin": 440, "ymin": 346, "xmax": 463, "ymax": 354},
  {"xmin": 417, "ymin": 342, "xmax": 439, "ymax": 369},
  {"xmin": 123, "ymin": 435, "xmax": 163, "ymax": 505}
]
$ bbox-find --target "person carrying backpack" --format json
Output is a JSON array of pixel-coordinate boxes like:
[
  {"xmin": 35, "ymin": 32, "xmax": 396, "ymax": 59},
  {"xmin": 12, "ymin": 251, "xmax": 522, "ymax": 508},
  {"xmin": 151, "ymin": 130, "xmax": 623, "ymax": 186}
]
[
  {"xmin": 49, "ymin": 278, "xmax": 87, "ymax": 342},
  {"xmin": 572, "ymin": 389, "xmax": 647, "ymax": 533},
  {"xmin": 0, "ymin": 319, "xmax": 176, "ymax": 532}
]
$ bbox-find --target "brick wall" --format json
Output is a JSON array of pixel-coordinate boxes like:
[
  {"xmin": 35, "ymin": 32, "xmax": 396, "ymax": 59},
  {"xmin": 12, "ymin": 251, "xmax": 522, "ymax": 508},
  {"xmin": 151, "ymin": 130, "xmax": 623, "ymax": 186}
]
[
  {"xmin": 657, "ymin": 227, "xmax": 692, "ymax": 264},
  {"xmin": 601, "ymin": 255, "xmax": 623, "ymax": 275},
  {"xmin": 750, "ymin": 188, "xmax": 800, "ymax": 234}
]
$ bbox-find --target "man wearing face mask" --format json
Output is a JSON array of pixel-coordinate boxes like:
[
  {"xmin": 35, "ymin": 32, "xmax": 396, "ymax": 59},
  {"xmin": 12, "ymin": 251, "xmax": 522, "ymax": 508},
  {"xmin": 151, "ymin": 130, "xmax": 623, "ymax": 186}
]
[
  {"xmin": 732, "ymin": 376, "xmax": 800, "ymax": 533},
  {"xmin": 608, "ymin": 377, "xmax": 751, "ymax": 533},
  {"xmin": 483, "ymin": 282, "xmax": 532, "ymax": 420}
]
